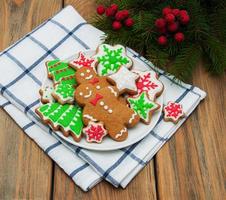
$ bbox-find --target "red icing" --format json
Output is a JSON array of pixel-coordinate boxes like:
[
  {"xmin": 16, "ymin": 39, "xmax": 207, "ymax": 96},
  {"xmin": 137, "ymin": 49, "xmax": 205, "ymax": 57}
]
[
  {"xmin": 165, "ymin": 102, "xmax": 183, "ymax": 119},
  {"xmin": 136, "ymin": 73, "xmax": 158, "ymax": 94},
  {"xmin": 73, "ymin": 52, "xmax": 95, "ymax": 68},
  {"xmin": 85, "ymin": 123, "xmax": 106, "ymax": 142},
  {"xmin": 89, "ymin": 77, "xmax": 99, "ymax": 85},
  {"xmin": 89, "ymin": 94, "xmax": 103, "ymax": 106}
]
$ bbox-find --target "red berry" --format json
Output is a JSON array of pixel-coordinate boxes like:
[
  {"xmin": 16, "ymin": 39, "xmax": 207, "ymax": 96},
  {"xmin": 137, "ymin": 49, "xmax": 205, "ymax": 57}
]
[
  {"xmin": 172, "ymin": 9, "xmax": 180, "ymax": 16},
  {"xmin": 174, "ymin": 32, "xmax": 185, "ymax": 42},
  {"xmin": 110, "ymin": 4, "xmax": 118, "ymax": 12},
  {"xmin": 112, "ymin": 21, "xmax": 122, "ymax": 30},
  {"xmin": 162, "ymin": 7, "xmax": 172, "ymax": 16},
  {"xmin": 155, "ymin": 18, "xmax": 166, "ymax": 29},
  {"xmin": 115, "ymin": 11, "xmax": 125, "ymax": 21},
  {"xmin": 96, "ymin": 5, "xmax": 105, "ymax": 15},
  {"xmin": 167, "ymin": 22, "xmax": 179, "ymax": 32},
  {"xmin": 158, "ymin": 36, "xmax": 168, "ymax": 45},
  {"xmin": 122, "ymin": 10, "xmax": 129, "ymax": 19},
  {"xmin": 124, "ymin": 18, "xmax": 134, "ymax": 27},
  {"xmin": 179, "ymin": 10, "xmax": 188, "ymax": 16},
  {"xmin": 165, "ymin": 13, "xmax": 175, "ymax": 23},
  {"xmin": 180, "ymin": 14, "xmax": 190, "ymax": 25},
  {"xmin": 106, "ymin": 7, "xmax": 115, "ymax": 17}
]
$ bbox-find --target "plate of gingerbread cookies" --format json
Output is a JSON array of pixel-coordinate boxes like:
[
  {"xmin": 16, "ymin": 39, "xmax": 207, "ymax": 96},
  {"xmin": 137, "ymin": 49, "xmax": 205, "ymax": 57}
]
[{"xmin": 36, "ymin": 44, "xmax": 164, "ymax": 151}]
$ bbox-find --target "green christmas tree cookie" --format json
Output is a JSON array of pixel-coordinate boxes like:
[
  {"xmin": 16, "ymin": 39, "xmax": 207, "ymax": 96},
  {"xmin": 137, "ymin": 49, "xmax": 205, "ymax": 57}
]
[
  {"xmin": 46, "ymin": 59, "xmax": 77, "ymax": 85},
  {"xmin": 128, "ymin": 92, "xmax": 160, "ymax": 124},
  {"xmin": 36, "ymin": 102, "xmax": 83, "ymax": 141},
  {"xmin": 93, "ymin": 44, "xmax": 133, "ymax": 76}
]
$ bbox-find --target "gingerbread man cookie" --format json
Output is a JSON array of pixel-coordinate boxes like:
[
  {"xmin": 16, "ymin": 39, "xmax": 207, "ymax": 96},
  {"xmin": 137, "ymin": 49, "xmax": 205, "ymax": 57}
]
[
  {"xmin": 75, "ymin": 66, "xmax": 110, "ymax": 91},
  {"xmin": 74, "ymin": 83, "xmax": 140, "ymax": 141}
]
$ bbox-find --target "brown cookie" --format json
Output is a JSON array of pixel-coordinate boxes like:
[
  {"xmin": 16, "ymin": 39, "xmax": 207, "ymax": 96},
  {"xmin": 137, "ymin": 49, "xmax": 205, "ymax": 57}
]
[{"xmin": 74, "ymin": 84, "xmax": 140, "ymax": 142}]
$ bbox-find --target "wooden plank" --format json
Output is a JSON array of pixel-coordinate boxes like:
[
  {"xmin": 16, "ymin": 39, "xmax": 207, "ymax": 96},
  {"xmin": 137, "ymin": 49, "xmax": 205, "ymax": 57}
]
[
  {"xmin": 53, "ymin": 161, "xmax": 157, "ymax": 200},
  {"xmin": 52, "ymin": 1, "xmax": 158, "ymax": 199},
  {"xmin": 156, "ymin": 64, "xmax": 226, "ymax": 199},
  {"xmin": 0, "ymin": 0, "xmax": 62, "ymax": 199}
]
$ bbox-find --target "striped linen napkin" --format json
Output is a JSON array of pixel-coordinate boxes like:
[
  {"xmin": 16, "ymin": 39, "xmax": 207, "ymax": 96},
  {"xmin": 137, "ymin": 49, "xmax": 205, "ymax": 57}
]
[{"xmin": 0, "ymin": 6, "xmax": 206, "ymax": 191}]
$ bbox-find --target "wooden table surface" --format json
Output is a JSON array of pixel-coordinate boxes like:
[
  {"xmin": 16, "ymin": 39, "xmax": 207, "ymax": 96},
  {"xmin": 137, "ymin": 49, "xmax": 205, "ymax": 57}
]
[{"xmin": 0, "ymin": 0, "xmax": 225, "ymax": 199}]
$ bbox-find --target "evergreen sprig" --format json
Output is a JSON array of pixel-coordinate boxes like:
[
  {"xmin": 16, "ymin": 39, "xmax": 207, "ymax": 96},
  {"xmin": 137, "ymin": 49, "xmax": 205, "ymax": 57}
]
[{"xmin": 93, "ymin": 0, "xmax": 226, "ymax": 81}]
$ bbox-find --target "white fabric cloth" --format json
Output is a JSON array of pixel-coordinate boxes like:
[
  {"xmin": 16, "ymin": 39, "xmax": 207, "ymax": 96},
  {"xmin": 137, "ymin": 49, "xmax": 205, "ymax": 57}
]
[{"xmin": 0, "ymin": 6, "xmax": 206, "ymax": 191}]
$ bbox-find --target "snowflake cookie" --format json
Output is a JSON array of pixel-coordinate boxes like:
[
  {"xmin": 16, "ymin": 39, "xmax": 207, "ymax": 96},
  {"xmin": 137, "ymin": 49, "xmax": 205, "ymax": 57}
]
[
  {"xmin": 163, "ymin": 101, "xmax": 185, "ymax": 123},
  {"xmin": 69, "ymin": 52, "xmax": 97, "ymax": 70},
  {"xmin": 107, "ymin": 66, "xmax": 139, "ymax": 94},
  {"xmin": 52, "ymin": 83, "xmax": 75, "ymax": 104},
  {"xmin": 39, "ymin": 86, "xmax": 55, "ymax": 104},
  {"xmin": 128, "ymin": 92, "xmax": 160, "ymax": 124},
  {"xmin": 83, "ymin": 122, "xmax": 107, "ymax": 143},
  {"xmin": 132, "ymin": 70, "xmax": 164, "ymax": 100},
  {"xmin": 93, "ymin": 44, "xmax": 133, "ymax": 76}
]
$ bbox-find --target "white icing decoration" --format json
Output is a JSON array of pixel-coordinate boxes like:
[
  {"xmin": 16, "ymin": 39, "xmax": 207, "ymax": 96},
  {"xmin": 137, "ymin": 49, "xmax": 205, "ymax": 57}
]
[
  {"xmin": 100, "ymin": 101, "xmax": 104, "ymax": 106},
  {"xmin": 108, "ymin": 66, "xmax": 139, "ymax": 93},
  {"xmin": 104, "ymin": 105, "xmax": 108, "ymax": 110},
  {"xmin": 85, "ymin": 74, "xmax": 93, "ymax": 80},
  {"xmin": 115, "ymin": 128, "xmax": 127, "ymax": 139},
  {"xmin": 93, "ymin": 44, "xmax": 133, "ymax": 76},
  {"xmin": 81, "ymin": 73, "xmax": 85, "ymax": 77},
  {"xmin": 128, "ymin": 113, "xmax": 137, "ymax": 124},
  {"xmin": 40, "ymin": 86, "xmax": 54, "ymax": 103},
  {"xmin": 86, "ymin": 69, "xmax": 90, "ymax": 73},
  {"xmin": 79, "ymin": 92, "xmax": 83, "ymax": 96},
  {"xmin": 84, "ymin": 90, "xmax": 92, "ymax": 98},
  {"xmin": 132, "ymin": 70, "xmax": 164, "ymax": 101},
  {"xmin": 96, "ymin": 85, "xmax": 101, "ymax": 90},
  {"xmin": 108, "ymin": 109, "xmax": 113, "ymax": 114},
  {"xmin": 83, "ymin": 114, "xmax": 97, "ymax": 122},
  {"xmin": 107, "ymin": 86, "xmax": 117, "ymax": 96}
]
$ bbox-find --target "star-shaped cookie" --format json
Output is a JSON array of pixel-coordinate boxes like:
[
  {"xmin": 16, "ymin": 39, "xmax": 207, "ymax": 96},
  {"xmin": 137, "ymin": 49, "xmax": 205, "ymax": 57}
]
[{"xmin": 107, "ymin": 66, "xmax": 139, "ymax": 94}]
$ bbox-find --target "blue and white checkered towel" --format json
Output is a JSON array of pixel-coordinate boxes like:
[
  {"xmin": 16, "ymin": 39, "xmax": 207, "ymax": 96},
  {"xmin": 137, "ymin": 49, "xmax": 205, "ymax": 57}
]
[{"xmin": 0, "ymin": 6, "xmax": 206, "ymax": 191}]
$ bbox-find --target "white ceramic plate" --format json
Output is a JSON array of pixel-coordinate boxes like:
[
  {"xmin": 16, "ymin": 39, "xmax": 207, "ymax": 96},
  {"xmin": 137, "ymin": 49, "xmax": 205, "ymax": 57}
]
[{"xmin": 41, "ymin": 50, "xmax": 163, "ymax": 151}]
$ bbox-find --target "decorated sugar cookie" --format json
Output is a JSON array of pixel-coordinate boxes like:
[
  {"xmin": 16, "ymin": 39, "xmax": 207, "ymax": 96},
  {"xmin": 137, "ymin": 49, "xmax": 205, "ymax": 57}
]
[
  {"xmin": 107, "ymin": 66, "xmax": 139, "ymax": 94},
  {"xmin": 83, "ymin": 121, "xmax": 107, "ymax": 143},
  {"xmin": 39, "ymin": 86, "xmax": 55, "ymax": 104},
  {"xmin": 93, "ymin": 44, "xmax": 133, "ymax": 76},
  {"xmin": 69, "ymin": 52, "xmax": 97, "ymax": 70},
  {"xmin": 132, "ymin": 70, "xmax": 164, "ymax": 100},
  {"xmin": 46, "ymin": 60, "xmax": 77, "ymax": 85},
  {"xmin": 52, "ymin": 84, "xmax": 75, "ymax": 104},
  {"xmin": 35, "ymin": 103, "xmax": 83, "ymax": 142},
  {"xmin": 74, "ymin": 83, "xmax": 140, "ymax": 141},
  {"xmin": 127, "ymin": 92, "xmax": 160, "ymax": 124},
  {"xmin": 163, "ymin": 101, "xmax": 185, "ymax": 123},
  {"xmin": 75, "ymin": 66, "xmax": 110, "ymax": 91}
]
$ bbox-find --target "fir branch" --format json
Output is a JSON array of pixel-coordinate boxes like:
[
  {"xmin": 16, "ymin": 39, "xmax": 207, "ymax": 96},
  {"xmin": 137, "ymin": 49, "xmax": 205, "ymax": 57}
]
[{"xmin": 169, "ymin": 44, "xmax": 202, "ymax": 81}]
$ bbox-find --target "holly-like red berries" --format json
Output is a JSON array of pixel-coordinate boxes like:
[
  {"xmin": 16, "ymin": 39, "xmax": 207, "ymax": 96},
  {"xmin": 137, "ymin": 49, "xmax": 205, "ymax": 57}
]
[
  {"xmin": 124, "ymin": 18, "xmax": 134, "ymax": 27},
  {"xmin": 155, "ymin": 6, "xmax": 190, "ymax": 46},
  {"xmin": 174, "ymin": 32, "xmax": 185, "ymax": 42},
  {"xmin": 96, "ymin": 5, "xmax": 105, "ymax": 15},
  {"xmin": 96, "ymin": 4, "xmax": 134, "ymax": 31},
  {"xmin": 112, "ymin": 21, "xmax": 122, "ymax": 30},
  {"xmin": 158, "ymin": 36, "xmax": 168, "ymax": 45}
]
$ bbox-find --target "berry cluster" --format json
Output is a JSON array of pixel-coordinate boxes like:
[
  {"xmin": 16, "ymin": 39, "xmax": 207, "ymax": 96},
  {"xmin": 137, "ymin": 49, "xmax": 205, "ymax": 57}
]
[
  {"xmin": 97, "ymin": 4, "xmax": 134, "ymax": 31},
  {"xmin": 155, "ymin": 7, "xmax": 190, "ymax": 46}
]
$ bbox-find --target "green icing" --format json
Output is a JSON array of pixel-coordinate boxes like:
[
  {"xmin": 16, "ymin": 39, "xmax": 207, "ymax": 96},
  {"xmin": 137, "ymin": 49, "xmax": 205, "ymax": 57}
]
[
  {"xmin": 54, "ymin": 84, "xmax": 75, "ymax": 102},
  {"xmin": 97, "ymin": 45, "xmax": 130, "ymax": 75},
  {"xmin": 37, "ymin": 103, "xmax": 83, "ymax": 138},
  {"xmin": 47, "ymin": 60, "xmax": 77, "ymax": 84},
  {"xmin": 128, "ymin": 92, "xmax": 157, "ymax": 121}
]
